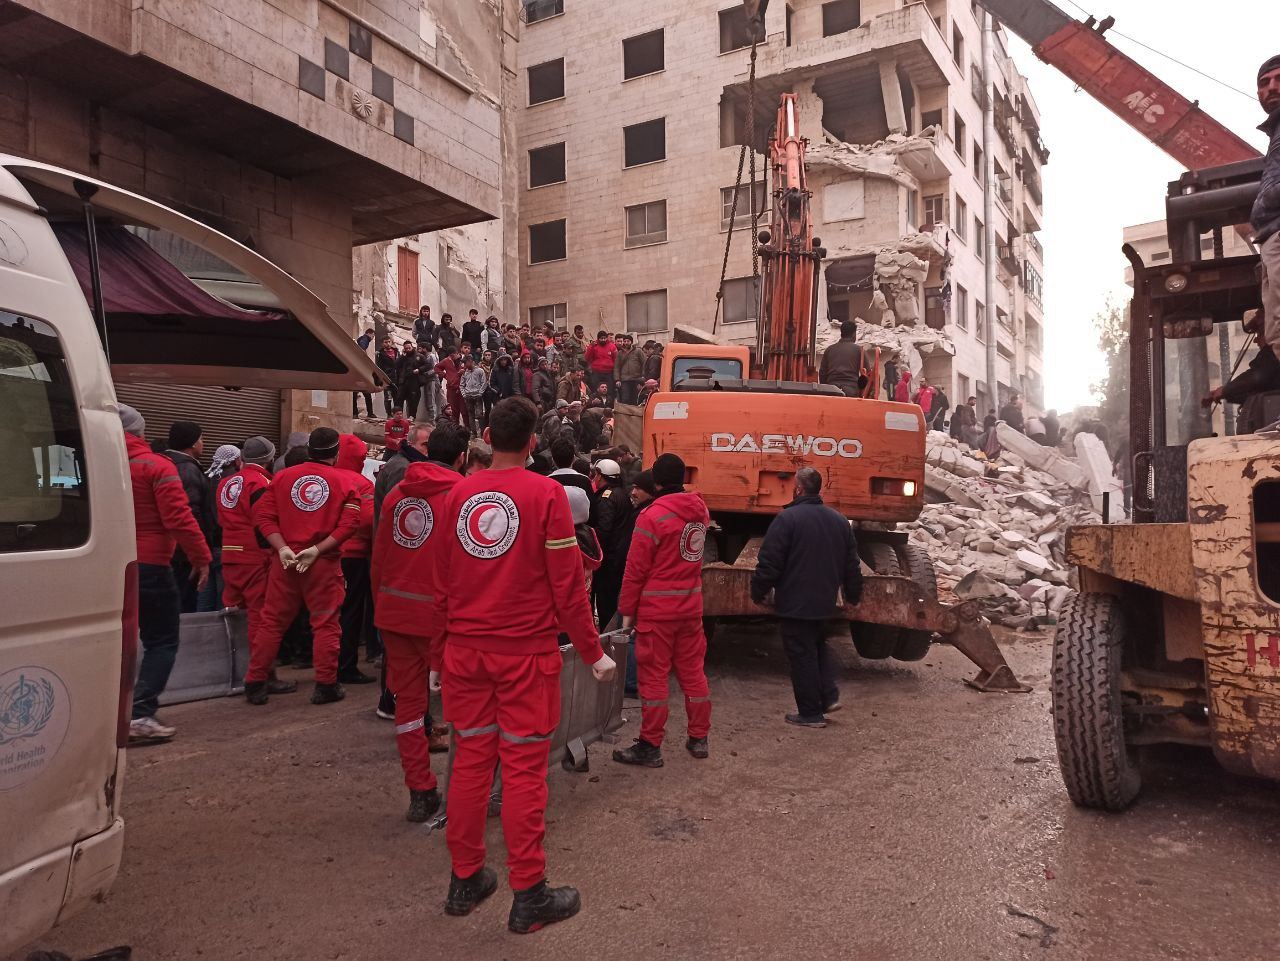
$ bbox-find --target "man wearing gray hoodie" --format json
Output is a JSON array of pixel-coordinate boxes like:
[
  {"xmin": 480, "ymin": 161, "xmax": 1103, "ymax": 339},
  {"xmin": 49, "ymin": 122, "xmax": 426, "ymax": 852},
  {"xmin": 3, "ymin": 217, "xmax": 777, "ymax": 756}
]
[{"xmin": 1255, "ymin": 55, "xmax": 1280, "ymax": 354}]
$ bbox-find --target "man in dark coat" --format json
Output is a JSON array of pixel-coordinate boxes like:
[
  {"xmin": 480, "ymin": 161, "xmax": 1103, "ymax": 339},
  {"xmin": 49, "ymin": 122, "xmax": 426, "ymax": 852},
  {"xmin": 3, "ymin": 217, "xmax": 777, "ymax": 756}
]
[
  {"xmin": 750, "ymin": 467, "xmax": 862, "ymax": 728},
  {"xmin": 165, "ymin": 420, "xmax": 217, "ymax": 612},
  {"xmin": 818, "ymin": 321, "xmax": 869, "ymax": 397}
]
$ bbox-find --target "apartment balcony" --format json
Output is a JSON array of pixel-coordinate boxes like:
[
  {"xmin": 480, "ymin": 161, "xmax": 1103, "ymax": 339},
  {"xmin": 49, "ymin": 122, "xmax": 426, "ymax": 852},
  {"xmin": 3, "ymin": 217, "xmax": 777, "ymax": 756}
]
[{"xmin": 726, "ymin": 3, "xmax": 952, "ymax": 138}]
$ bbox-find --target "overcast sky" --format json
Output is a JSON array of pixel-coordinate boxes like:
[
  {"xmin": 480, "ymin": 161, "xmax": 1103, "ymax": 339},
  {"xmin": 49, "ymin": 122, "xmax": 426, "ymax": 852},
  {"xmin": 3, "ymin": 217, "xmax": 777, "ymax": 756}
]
[{"xmin": 1005, "ymin": 0, "xmax": 1273, "ymax": 411}]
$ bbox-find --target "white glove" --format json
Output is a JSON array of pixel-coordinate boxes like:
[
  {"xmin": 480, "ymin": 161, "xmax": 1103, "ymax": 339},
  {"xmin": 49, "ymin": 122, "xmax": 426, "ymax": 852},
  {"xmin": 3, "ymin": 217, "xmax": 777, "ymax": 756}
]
[
  {"xmin": 591, "ymin": 652, "xmax": 617, "ymax": 683},
  {"xmin": 429, "ymin": 670, "xmax": 442, "ymax": 692},
  {"xmin": 277, "ymin": 546, "xmax": 298, "ymax": 570},
  {"xmin": 294, "ymin": 545, "xmax": 321, "ymax": 573}
]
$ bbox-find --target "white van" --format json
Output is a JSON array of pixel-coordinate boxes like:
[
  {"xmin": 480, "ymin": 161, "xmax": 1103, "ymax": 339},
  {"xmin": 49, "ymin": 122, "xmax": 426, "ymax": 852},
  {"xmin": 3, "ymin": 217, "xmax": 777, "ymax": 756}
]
[{"xmin": 0, "ymin": 156, "xmax": 379, "ymax": 954}]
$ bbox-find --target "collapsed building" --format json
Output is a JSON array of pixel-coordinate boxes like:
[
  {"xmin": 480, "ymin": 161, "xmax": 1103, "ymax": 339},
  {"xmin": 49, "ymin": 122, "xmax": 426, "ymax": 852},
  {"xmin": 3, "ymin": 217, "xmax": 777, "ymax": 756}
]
[{"xmin": 512, "ymin": 0, "xmax": 1049, "ymax": 418}]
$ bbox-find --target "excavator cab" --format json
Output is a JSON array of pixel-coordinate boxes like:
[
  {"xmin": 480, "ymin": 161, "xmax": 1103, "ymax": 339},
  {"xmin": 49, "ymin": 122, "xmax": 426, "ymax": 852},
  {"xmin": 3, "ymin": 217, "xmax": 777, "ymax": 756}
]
[{"xmin": 1056, "ymin": 160, "xmax": 1278, "ymax": 810}]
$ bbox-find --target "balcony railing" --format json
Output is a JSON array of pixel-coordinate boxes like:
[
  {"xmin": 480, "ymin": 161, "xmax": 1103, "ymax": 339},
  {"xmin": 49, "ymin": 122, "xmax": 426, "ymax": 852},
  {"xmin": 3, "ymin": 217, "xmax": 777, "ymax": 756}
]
[{"xmin": 1024, "ymin": 167, "xmax": 1043, "ymax": 207}]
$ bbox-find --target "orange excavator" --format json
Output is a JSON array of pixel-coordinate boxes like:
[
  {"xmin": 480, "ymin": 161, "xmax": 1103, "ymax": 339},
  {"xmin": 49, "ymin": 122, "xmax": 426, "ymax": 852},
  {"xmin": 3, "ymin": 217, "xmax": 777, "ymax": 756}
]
[{"xmin": 625, "ymin": 81, "xmax": 1029, "ymax": 692}]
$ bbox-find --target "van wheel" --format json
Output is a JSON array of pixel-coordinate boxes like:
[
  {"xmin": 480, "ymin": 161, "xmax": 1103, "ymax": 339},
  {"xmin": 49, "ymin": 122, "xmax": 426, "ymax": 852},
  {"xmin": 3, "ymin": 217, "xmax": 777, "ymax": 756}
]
[
  {"xmin": 851, "ymin": 543, "xmax": 900, "ymax": 659},
  {"xmin": 893, "ymin": 544, "xmax": 937, "ymax": 662},
  {"xmin": 1052, "ymin": 592, "xmax": 1141, "ymax": 811}
]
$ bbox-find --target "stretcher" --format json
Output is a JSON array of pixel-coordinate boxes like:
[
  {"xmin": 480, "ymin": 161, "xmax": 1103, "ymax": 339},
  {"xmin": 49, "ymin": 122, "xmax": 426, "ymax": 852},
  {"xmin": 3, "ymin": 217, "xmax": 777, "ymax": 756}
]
[{"xmin": 425, "ymin": 629, "xmax": 631, "ymax": 832}]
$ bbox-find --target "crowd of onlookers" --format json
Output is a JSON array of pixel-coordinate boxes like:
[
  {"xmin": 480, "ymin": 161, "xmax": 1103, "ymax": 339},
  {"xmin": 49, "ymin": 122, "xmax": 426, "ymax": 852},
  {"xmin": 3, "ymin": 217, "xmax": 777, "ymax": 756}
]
[{"xmin": 355, "ymin": 306, "xmax": 666, "ymax": 442}]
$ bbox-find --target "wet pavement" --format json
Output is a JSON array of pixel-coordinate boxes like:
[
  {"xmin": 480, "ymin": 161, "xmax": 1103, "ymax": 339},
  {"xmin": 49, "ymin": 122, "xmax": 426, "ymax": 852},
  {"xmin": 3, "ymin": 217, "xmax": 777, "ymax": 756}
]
[{"xmin": 12, "ymin": 626, "xmax": 1280, "ymax": 960}]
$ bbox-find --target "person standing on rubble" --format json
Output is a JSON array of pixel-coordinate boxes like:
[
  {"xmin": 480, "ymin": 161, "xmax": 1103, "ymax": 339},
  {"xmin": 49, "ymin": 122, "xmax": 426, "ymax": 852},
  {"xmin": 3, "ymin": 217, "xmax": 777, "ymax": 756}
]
[
  {"xmin": 435, "ymin": 397, "xmax": 615, "ymax": 934},
  {"xmin": 818, "ymin": 321, "xmax": 868, "ymax": 397},
  {"xmin": 750, "ymin": 467, "xmax": 862, "ymax": 728},
  {"xmin": 1254, "ymin": 56, "xmax": 1280, "ymax": 357},
  {"xmin": 613, "ymin": 453, "xmax": 713, "ymax": 768}
]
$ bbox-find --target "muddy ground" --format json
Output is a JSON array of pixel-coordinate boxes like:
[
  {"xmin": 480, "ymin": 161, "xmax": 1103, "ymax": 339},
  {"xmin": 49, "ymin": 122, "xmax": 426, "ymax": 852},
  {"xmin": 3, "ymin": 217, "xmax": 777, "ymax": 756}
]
[{"xmin": 12, "ymin": 627, "xmax": 1280, "ymax": 960}]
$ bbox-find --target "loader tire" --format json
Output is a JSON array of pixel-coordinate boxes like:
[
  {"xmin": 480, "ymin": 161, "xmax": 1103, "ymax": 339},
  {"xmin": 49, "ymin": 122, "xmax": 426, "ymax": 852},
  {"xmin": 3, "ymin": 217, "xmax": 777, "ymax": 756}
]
[
  {"xmin": 851, "ymin": 543, "xmax": 901, "ymax": 660},
  {"xmin": 1052, "ymin": 592, "xmax": 1141, "ymax": 811},
  {"xmin": 893, "ymin": 544, "xmax": 937, "ymax": 662}
]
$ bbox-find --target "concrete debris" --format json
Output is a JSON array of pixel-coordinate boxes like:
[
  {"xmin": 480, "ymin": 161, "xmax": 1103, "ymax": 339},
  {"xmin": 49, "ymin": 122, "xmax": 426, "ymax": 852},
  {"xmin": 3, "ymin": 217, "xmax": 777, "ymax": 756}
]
[
  {"xmin": 908, "ymin": 426, "xmax": 1121, "ymax": 627},
  {"xmin": 807, "ymin": 129, "xmax": 941, "ymax": 190},
  {"xmin": 1074, "ymin": 430, "xmax": 1126, "ymax": 521}
]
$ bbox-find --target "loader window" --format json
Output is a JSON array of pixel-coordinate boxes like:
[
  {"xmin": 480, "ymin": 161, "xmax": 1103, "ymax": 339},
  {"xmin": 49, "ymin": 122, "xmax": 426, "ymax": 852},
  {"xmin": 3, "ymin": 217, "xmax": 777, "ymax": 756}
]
[
  {"xmin": 1253, "ymin": 482, "xmax": 1280, "ymax": 603},
  {"xmin": 0, "ymin": 310, "xmax": 90, "ymax": 552},
  {"xmin": 672, "ymin": 357, "xmax": 743, "ymax": 385}
]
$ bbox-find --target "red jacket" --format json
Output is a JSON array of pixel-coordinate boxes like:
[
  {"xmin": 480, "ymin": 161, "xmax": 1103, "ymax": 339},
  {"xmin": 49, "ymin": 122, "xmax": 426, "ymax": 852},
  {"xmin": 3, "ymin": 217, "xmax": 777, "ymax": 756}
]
[
  {"xmin": 585, "ymin": 340, "xmax": 617, "ymax": 374},
  {"xmin": 126, "ymin": 432, "xmax": 213, "ymax": 568},
  {"xmin": 437, "ymin": 466, "xmax": 604, "ymax": 664},
  {"xmin": 619, "ymin": 489, "xmax": 710, "ymax": 623},
  {"xmin": 435, "ymin": 356, "xmax": 462, "ymax": 390},
  {"xmin": 371, "ymin": 461, "xmax": 461, "ymax": 668},
  {"xmin": 384, "ymin": 414, "xmax": 410, "ymax": 453},
  {"xmin": 216, "ymin": 463, "xmax": 271, "ymax": 566},
  {"xmin": 253, "ymin": 460, "xmax": 361, "ymax": 555},
  {"xmin": 914, "ymin": 385, "xmax": 935, "ymax": 416},
  {"xmin": 894, "ymin": 378, "xmax": 911, "ymax": 403},
  {"xmin": 337, "ymin": 434, "xmax": 374, "ymax": 558}
]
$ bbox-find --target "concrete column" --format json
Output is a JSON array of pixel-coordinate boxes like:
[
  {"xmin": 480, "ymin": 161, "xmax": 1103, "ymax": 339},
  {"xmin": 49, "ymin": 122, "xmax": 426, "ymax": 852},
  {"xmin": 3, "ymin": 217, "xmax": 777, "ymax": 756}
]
[
  {"xmin": 878, "ymin": 57, "xmax": 907, "ymax": 135},
  {"xmin": 981, "ymin": 15, "xmax": 999, "ymax": 418}
]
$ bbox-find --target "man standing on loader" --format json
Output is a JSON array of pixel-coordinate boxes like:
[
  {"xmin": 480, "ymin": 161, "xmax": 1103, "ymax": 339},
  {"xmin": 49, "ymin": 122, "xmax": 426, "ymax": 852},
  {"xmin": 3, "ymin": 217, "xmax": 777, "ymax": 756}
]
[
  {"xmin": 1254, "ymin": 55, "xmax": 1280, "ymax": 352},
  {"xmin": 613, "ymin": 453, "xmax": 713, "ymax": 767}
]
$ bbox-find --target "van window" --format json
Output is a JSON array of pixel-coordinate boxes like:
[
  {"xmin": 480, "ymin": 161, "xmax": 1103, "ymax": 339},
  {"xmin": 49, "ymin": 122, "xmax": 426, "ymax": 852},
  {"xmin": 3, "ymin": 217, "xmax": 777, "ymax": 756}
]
[
  {"xmin": 672, "ymin": 356, "xmax": 744, "ymax": 385},
  {"xmin": 0, "ymin": 310, "xmax": 90, "ymax": 552}
]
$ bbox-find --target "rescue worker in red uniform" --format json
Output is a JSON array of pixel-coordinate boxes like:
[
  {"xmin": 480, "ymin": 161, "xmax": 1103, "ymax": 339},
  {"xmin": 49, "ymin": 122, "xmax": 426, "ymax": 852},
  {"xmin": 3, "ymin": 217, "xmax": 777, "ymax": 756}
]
[
  {"xmin": 437, "ymin": 397, "xmax": 616, "ymax": 934},
  {"xmin": 247, "ymin": 427, "xmax": 361, "ymax": 705},
  {"xmin": 613, "ymin": 452, "xmax": 713, "ymax": 767},
  {"xmin": 336, "ymin": 434, "xmax": 379, "ymax": 684},
  {"xmin": 216, "ymin": 436, "xmax": 296, "ymax": 699},
  {"xmin": 370, "ymin": 421, "xmax": 470, "ymax": 823},
  {"xmin": 120, "ymin": 405, "xmax": 212, "ymax": 743}
]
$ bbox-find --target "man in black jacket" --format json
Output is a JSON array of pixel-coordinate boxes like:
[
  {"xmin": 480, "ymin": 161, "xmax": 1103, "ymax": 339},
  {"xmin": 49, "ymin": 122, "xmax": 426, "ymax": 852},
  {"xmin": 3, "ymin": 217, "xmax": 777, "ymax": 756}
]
[
  {"xmin": 461, "ymin": 308, "xmax": 485, "ymax": 354},
  {"xmin": 750, "ymin": 467, "xmax": 862, "ymax": 728},
  {"xmin": 165, "ymin": 420, "xmax": 218, "ymax": 612}
]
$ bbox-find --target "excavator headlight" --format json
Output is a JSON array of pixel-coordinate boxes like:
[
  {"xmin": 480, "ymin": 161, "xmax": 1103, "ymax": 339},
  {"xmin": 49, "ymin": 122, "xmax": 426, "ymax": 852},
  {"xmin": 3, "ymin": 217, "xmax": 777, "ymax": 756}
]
[
  {"xmin": 872, "ymin": 477, "xmax": 917, "ymax": 498},
  {"xmin": 902, "ymin": 481, "xmax": 918, "ymax": 498},
  {"xmin": 1164, "ymin": 273, "xmax": 1189, "ymax": 293}
]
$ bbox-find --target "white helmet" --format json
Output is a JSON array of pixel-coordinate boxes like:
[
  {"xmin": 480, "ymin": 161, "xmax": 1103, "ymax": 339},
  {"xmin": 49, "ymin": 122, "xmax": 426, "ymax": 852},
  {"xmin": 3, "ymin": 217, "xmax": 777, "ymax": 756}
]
[{"xmin": 595, "ymin": 458, "xmax": 622, "ymax": 478}]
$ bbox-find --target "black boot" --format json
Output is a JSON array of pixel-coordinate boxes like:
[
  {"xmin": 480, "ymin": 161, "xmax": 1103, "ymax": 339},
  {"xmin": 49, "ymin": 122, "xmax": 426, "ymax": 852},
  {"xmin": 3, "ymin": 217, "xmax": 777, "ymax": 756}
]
[
  {"xmin": 310, "ymin": 682, "xmax": 346, "ymax": 705},
  {"xmin": 338, "ymin": 669, "xmax": 377, "ymax": 684},
  {"xmin": 267, "ymin": 678, "xmax": 298, "ymax": 695},
  {"xmin": 445, "ymin": 866, "xmax": 498, "ymax": 916},
  {"xmin": 508, "ymin": 880, "xmax": 581, "ymax": 934},
  {"xmin": 686, "ymin": 736, "xmax": 709, "ymax": 759},
  {"xmin": 612, "ymin": 739, "xmax": 663, "ymax": 768},
  {"xmin": 406, "ymin": 788, "xmax": 440, "ymax": 823},
  {"xmin": 244, "ymin": 681, "xmax": 268, "ymax": 706}
]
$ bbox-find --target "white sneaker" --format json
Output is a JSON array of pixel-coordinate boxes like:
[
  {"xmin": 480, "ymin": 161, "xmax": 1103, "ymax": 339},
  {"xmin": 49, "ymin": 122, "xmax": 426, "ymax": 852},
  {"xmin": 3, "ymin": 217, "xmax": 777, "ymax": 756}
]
[{"xmin": 129, "ymin": 716, "xmax": 176, "ymax": 742}]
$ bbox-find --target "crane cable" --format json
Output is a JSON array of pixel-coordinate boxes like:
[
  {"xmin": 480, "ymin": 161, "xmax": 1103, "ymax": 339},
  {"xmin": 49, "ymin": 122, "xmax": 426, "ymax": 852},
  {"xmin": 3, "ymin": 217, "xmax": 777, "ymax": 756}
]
[{"xmin": 713, "ymin": 39, "xmax": 759, "ymax": 333}]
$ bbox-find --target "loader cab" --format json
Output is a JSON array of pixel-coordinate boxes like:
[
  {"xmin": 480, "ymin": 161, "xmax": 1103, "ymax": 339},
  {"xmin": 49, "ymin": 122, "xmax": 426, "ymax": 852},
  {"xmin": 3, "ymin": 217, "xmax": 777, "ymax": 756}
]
[{"xmin": 661, "ymin": 344, "xmax": 750, "ymax": 391}]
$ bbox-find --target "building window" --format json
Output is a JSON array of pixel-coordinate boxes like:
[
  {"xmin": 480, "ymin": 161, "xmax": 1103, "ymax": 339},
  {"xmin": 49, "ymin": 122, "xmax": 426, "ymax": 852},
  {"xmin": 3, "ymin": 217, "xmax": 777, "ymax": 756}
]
[
  {"xmin": 953, "ymin": 112, "xmax": 966, "ymax": 158},
  {"xmin": 530, "ymin": 303, "xmax": 567, "ymax": 328},
  {"xmin": 396, "ymin": 246, "xmax": 419, "ymax": 313},
  {"xmin": 923, "ymin": 194, "xmax": 944, "ymax": 228},
  {"xmin": 975, "ymin": 300, "xmax": 986, "ymax": 342},
  {"xmin": 954, "ymin": 284, "xmax": 968, "ymax": 330},
  {"xmin": 528, "ymin": 58, "xmax": 565, "ymax": 105},
  {"xmin": 1152, "ymin": 249, "xmax": 1171, "ymax": 262},
  {"xmin": 921, "ymin": 108, "xmax": 943, "ymax": 132},
  {"xmin": 721, "ymin": 182, "xmax": 767, "ymax": 229},
  {"xmin": 625, "ymin": 200, "xmax": 668, "ymax": 248},
  {"xmin": 626, "ymin": 289, "xmax": 668, "ymax": 334},
  {"xmin": 972, "ymin": 143, "xmax": 984, "ymax": 177},
  {"xmin": 954, "ymin": 197, "xmax": 968, "ymax": 241},
  {"xmin": 623, "ymin": 29, "xmax": 664, "ymax": 79},
  {"xmin": 957, "ymin": 373, "xmax": 971, "ymax": 402},
  {"xmin": 952, "ymin": 21, "xmax": 964, "ymax": 67},
  {"xmin": 786, "ymin": 4, "xmax": 794, "ymax": 45},
  {"xmin": 624, "ymin": 117, "xmax": 666, "ymax": 167},
  {"xmin": 974, "ymin": 217, "xmax": 985, "ymax": 259},
  {"xmin": 906, "ymin": 187, "xmax": 919, "ymax": 231},
  {"xmin": 528, "ymin": 142, "xmax": 567, "ymax": 188},
  {"xmin": 721, "ymin": 276, "xmax": 761, "ymax": 323},
  {"xmin": 0, "ymin": 311, "xmax": 91, "ymax": 553},
  {"xmin": 523, "ymin": 0, "xmax": 563, "ymax": 23},
  {"xmin": 719, "ymin": 6, "xmax": 752, "ymax": 53},
  {"xmin": 822, "ymin": 0, "xmax": 860, "ymax": 37},
  {"xmin": 529, "ymin": 219, "xmax": 567, "ymax": 264}
]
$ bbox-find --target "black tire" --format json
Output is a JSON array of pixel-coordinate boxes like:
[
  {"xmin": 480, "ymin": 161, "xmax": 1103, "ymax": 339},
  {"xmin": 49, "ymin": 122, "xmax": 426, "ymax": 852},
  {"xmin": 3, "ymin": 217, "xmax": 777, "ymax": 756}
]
[
  {"xmin": 893, "ymin": 544, "xmax": 937, "ymax": 662},
  {"xmin": 851, "ymin": 542, "xmax": 901, "ymax": 659},
  {"xmin": 1052, "ymin": 592, "xmax": 1141, "ymax": 811}
]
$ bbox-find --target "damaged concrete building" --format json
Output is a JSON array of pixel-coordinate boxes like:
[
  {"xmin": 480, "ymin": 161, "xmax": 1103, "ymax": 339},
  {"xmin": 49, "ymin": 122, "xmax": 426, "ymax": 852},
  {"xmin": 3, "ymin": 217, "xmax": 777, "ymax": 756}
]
[
  {"xmin": 513, "ymin": 0, "xmax": 1049, "ymax": 416},
  {"xmin": 0, "ymin": 0, "xmax": 507, "ymax": 446}
]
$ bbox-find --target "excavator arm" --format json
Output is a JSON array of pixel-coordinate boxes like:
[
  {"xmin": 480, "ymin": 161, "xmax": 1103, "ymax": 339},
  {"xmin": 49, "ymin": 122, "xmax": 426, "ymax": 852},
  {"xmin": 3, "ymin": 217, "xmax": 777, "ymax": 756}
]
[{"xmin": 976, "ymin": 0, "xmax": 1259, "ymax": 169}]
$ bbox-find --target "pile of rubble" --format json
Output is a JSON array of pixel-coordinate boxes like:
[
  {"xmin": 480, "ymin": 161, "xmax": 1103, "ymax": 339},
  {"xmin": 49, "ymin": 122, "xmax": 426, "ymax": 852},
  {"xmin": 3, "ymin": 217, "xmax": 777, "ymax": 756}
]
[{"xmin": 907, "ymin": 424, "xmax": 1124, "ymax": 630}]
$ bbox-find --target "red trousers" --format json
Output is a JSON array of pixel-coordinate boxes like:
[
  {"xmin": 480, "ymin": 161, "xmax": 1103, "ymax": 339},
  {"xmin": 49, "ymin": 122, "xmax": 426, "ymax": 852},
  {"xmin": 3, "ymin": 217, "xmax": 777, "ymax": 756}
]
[
  {"xmin": 446, "ymin": 387, "xmax": 464, "ymax": 423},
  {"xmin": 382, "ymin": 629, "xmax": 437, "ymax": 791},
  {"xmin": 248, "ymin": 558, "xmax": 345, "ymax": 684},
  {"xmin": 222, "ymin": 559, "xmax": 270, "ymax": 647},
  {"xmin": 443, "ymin": 645, "xmax": 561, "ymax": 890},
  {"xmin": 636, "ymin": 620, "xmax": 712, "ymax": 747}
]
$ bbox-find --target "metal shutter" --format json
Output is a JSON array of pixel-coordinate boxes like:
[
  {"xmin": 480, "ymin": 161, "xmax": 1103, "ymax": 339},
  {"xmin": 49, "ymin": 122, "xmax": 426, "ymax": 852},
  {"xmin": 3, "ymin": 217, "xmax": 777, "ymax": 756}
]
[{"xmin": 114, "ymin": 383, "xmax": 283, "ymax": 453}]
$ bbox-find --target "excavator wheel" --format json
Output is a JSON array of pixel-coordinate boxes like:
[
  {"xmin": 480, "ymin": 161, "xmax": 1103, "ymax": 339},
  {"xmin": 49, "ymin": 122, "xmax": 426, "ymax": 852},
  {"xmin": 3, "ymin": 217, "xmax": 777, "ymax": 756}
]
[
  {"xmin": 892, "ymin": 544, "xmax": 938, "ymax": 662},
  {"xmin": 1052, "ymin": 592, "xmax": 1141, "ymax": 811},
  {"xmin": 850, "ymin": 542, "xmax": 901, "ymax": 659}
]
